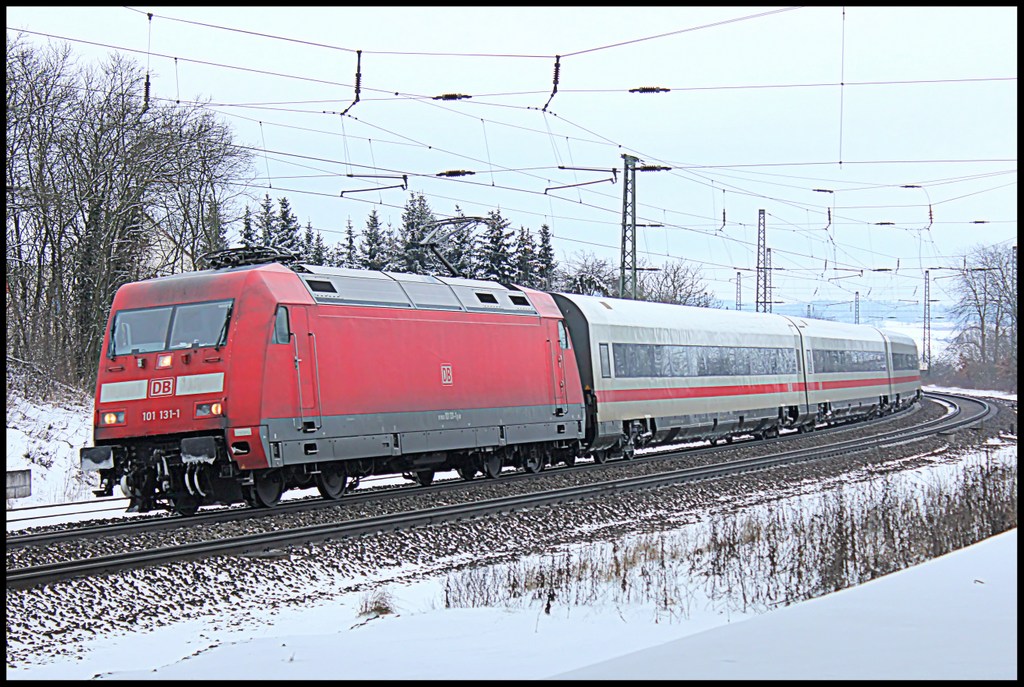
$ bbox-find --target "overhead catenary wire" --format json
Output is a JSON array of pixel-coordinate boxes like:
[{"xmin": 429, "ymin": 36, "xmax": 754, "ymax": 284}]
[{"xmin": 8, "ymin": 10, "xmax": 1014, "ymax": 314}]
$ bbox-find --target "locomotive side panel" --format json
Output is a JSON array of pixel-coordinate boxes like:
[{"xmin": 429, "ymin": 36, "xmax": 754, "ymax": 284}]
[{"xmin": 258, "ymin": 284, "xmax": 585, "ymax": 467}]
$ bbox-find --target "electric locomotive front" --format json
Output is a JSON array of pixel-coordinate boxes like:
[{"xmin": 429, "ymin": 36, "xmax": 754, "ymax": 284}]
[{"xmin": 80, "ymin": 263, "xmax": 307, "ymax": 514}]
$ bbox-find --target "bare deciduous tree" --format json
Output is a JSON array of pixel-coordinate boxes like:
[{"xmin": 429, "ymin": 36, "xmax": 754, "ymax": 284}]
[
  {"xmin": 935, "ymin": 243, "xmax": 1016, "ymax": 390},
  {"xmin": 6, "ymin": 35, "xmax": 255, "ymax": 391}
]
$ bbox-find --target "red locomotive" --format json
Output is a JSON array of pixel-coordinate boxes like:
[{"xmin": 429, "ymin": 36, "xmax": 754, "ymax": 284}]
[
  {"xmin": 81, "ymin": 249, "xmax": 585, "ymax": 514},
  {"xmin": 81, "ymin": 248, "xmax": 920, "ymax": 515}
]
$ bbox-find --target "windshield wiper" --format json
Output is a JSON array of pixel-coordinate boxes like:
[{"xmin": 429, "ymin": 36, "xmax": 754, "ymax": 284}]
[{"xmin": 215, "ymin": 306, "xmax": 233, "ymax": 350}]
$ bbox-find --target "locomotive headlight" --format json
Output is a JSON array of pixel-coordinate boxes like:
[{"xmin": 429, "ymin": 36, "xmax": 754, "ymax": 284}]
[
  {"xmin": 101, "ymin": 411, "xmax": 126, "ymax": 426},
  {"xmin": 195, "ymin": 401, "xmax": 224, "ymax": 418},
  {"xmin": 156, "ymin": 353, "xmax": 173, "ymax": 369}
]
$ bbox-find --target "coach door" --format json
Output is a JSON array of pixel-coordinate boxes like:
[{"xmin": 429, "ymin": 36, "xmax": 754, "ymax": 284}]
[{"xmin": 290, "ymin": 306, "xmax": 322, "ymax": 432}]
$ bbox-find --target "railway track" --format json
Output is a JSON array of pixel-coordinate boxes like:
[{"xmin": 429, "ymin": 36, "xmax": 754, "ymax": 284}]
[
  {"xmin": 7, "ymin": 394, "xmax": 923, "ymax": 547},
  {"xmin": 6, "ymin": 392, "xmax": 996, "ymax": 589}
]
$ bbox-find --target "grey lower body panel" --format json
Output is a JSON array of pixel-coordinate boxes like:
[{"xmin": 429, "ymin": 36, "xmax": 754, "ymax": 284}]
[
  {"xmin": 592, "ymin": 404, "xmax": 814, "ymax": 450},
  {"xmin": 263, "ymin": 404, "xmax": 585, "ymax": 467}
]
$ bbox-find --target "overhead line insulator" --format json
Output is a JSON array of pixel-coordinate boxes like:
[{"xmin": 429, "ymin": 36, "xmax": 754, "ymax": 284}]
[
  {"xmin": 436, "ymin": 170, "xmax": 475, "ymax": 177},
  {"xmin": 433, "ymin": 93, "xmax": 472, "ymax": 101},
  {"xmin": 628, "ymin": 86, "xmax": 670, "ymax": 93}
]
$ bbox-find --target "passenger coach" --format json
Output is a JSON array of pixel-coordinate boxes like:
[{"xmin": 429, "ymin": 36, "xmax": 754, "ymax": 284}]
[{"xmin": 552, "ymin": 293, "xmax": 811, "ymax": 457}]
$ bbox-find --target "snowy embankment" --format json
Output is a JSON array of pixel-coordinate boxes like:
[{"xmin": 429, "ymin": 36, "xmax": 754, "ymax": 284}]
[
  {"xmin": 6, "ymin": 390, "xmax": 96, "ymax": 507},
  {"xmin": 4, "ymin": 384, "xmax": 1015, "ymax": 509}
]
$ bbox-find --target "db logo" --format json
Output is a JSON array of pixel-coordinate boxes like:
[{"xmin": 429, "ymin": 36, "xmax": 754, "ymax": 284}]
[
  {"xmin": 150, "ymin": 378, "xmax": 174, "ymax": 397},
  {"xmin": 440, "ymin": 364, "xmax": 453, "ymax": 386}
]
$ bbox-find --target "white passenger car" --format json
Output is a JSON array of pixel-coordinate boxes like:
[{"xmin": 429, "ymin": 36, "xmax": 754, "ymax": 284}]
[
  {"xmin": 553, "ymin": 293, "xmax": 810, "ymax": 455},
  {"xmin": 553, "ymin": 293, "xmax": 922, "ymax": 458}
]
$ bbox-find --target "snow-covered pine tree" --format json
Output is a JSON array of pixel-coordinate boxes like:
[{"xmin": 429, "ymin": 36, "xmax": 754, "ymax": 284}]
[
  {"xmin": 359, "ymin": 208, "xmax": 394, "ymax": 271},
  {"xmin": 513, "ymin": 225, "xmax": 537, "ymax": 287},
  {"xmin": 397, "ymin": 193, "xmax": 435, "ymax": 275},
  {"xmin": 536, "ymin": 223, "xmax": 558, "ymax": 290},
  {"xmin": 479, "ymin": 209, "xmax": 514, "ymax": 283},
  {"xmin": 239, "ymin": 206, "xmax": 258, "ymax": 248},
  {"xmin": 341, "ymin": 219, "xmax": 358, "ymax": 268},
  {"xmin": 271, "ymin": 196, "xmax": 302, "ymax": 256},
  {"xmin": 311, "ymin": 229, "xmax": 328, "ymax": 266},
  {"xmin": 256, "ymin": 194, "xmax": 276, "ymax": 247}
]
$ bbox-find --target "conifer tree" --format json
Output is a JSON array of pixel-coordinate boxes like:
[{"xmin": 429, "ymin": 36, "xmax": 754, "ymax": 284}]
[
  {"xmin": 359, "ymin": 208, "xmax": 393, "ymax": 271},
  {"xmin": 427, "ymin": 205, "xmax": 478, "ymax": 278},
  {"xmin": 536, "ymin": 223, "xmax": 558, "ymax": 289},
  {"xmin": 271, "ymin": 196, "xmax": 302, "ymax": 255},
  {"xmin": 479, "ymin": 208, "xmax": 514, "ymax": 283},
  {"xmin": 202, "ymin": 200, "xmax": 228, "ymax": 256},
  {"xmin": 513, "ymin": 225, "xmax": 537, "ymax": 287},
  {"xmin": 301, "ymin": 222, "xmax": 314, "ymax": 261},
  {"xmin": 256, "ymin": 194, "xmax": 276, "ymax": 246},
  {"xmin": 342, "ymin": 219, "xmax": 358, "ymax": 268},
  {"xmin": 239, "ymin": 206, "xmax": 258, "ymax": 248},
  {"xmin": 311, "ymin": 230, "xmax": 328, "ymax": 266},
  {"xmin": 397, "ymin": 193, "xmax": 435, "ymax": 274}
]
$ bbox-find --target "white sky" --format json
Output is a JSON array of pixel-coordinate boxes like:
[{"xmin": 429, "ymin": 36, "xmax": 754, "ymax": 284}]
[{"xmin": 6, "ymin": 6, "xmax": 1017, "ymax": 318}]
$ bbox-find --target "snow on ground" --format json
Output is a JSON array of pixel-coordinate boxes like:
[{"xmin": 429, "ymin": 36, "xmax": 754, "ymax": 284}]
[
  {"xmin": 7, "ymin": 523, "xmax": 1017, "ymax": 680},
  {"xmin": 6, "ymin": 392, "xmax": 96, "ymax": 507},
  {"xmin": 6, "ymin": 386, "xmax": 1016, "ymax": 679}
]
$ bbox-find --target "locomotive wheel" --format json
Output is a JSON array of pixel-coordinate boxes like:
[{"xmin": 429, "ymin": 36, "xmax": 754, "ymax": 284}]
[
  {"xmin": 522, "ymin": 448, "xmax": 543, "ymax": 474},
  {"xmin": 456, "ymin": 466, "xmax": 477, "ymax": 481},
  {"xmin": 172, "ymin": 495, "xmax": 200, "ymax": 517},
  {"xmin": 622, "ymin": 444, "xmax": 636, "ymax": 460},
  {"xmin": 592, "ymin": 450, "xmax": 607, "ymax": 465},
  {"xmin": 415, "ymin": 470, "xmax": 435, "ymax": 487},
  {"xmin": 315, "ymin": 464, "xmax": 347, "ymax": 500},
  {"xmin": 482, "ymin": 452, "xmax": 503, "ymax": 479},
  {"xmin": 251, "ymin": 470, "xmax": 283, "ymax": 508},
  {"xmin": 563, "ymin": 453, "xmax": 577, "ymax": 468}
]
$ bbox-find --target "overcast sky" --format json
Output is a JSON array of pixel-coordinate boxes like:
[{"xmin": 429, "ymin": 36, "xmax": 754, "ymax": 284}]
[{"xmin": 6, "ymin": 6, "xmax": 1017, "ymax": 318}]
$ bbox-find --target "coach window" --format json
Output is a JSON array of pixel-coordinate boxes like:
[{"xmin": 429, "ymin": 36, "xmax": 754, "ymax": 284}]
[
  {"xmin": 273, "ymin": 306, "xmax": 291, "ymax": 344},
  {"xmin": 599, "ymin": 343, "xmax": 611, "ymax": 378},
  {"xmin": 558, "ymin": 321, "xmax": 570, "ymax": 349}
]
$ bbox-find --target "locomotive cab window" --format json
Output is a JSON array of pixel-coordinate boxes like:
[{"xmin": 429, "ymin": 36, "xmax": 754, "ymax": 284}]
[
  {"xmin": 273, "ymin": 306, "xmax": 291, "ymax": 344},
  {"xmin": 109, "ymin": 300, "xmax": 233, "ymax": 356}
]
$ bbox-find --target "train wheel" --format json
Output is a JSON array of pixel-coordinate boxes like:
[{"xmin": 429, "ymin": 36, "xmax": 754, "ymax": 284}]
[
  {"xmin": 315, "ymin": 464, "xmax": 347, "ymax": 500},
  {"xmin": 456, "ymin": 466, "xmax": 477, "ymax": 481},
  {"xmin": 522, "ymin": 447, "xmax": 543, "ymax": 474},
  {"xmin": 172, "ymin": 494, "xmax": 200, "ymax": 517},
  {"xmin": 592, "ymin": 450, "xmax": 607, "ymax": 465},
  {"xmin": 251, "ymin": 470, "xmax": 283, "ymax": 508},
  {"xmin": 415, "ymin": 470, "xmax": 435, "ymax": 487},
  {"xmin": 622, "ymin": 444, "xmax": 636, "ymax": 460},
  {"xmin": 563, "ymin": 453, "xmax": 577, "ymax": 468},
  {"xmin": 483, "ymin": 452, "xmax": 503, "ymax": 479}
]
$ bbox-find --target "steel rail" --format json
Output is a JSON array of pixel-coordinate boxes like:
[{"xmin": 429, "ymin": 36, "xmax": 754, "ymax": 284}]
[
  {"xmin": 7, "ymin": 397, "xmax": 923, "ymax": 550},
  {"xmin": 6, "ymin": 392, "xmax": 995, "ymax": 590}
]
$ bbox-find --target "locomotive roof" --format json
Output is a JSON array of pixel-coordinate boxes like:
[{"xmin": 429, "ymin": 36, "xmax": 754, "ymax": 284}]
[{"xmin": 292, "ymin": 264, "xmax": 543, "ymax": 316}]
